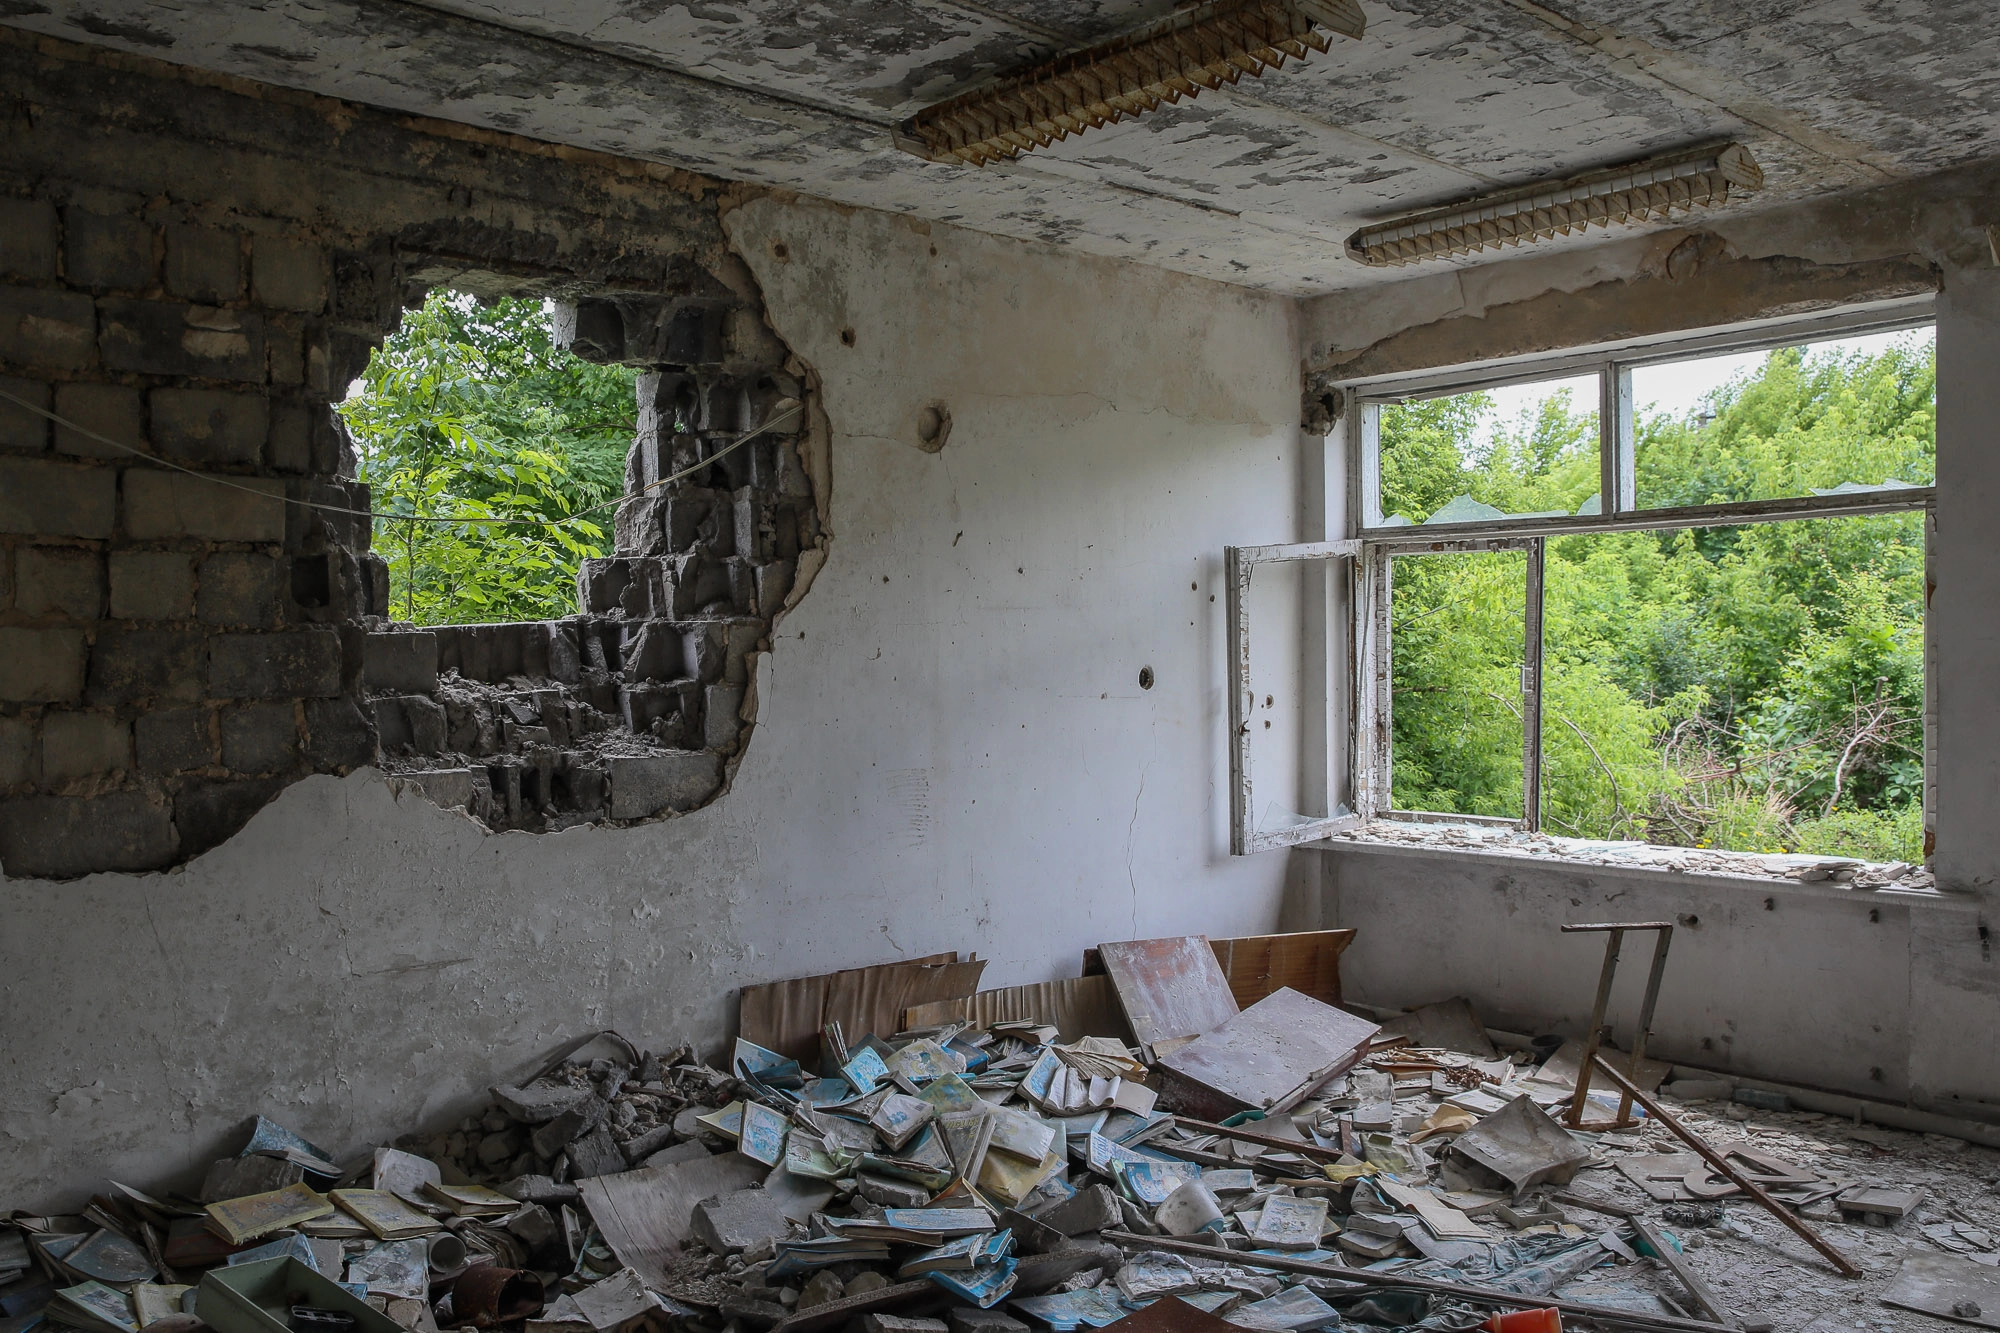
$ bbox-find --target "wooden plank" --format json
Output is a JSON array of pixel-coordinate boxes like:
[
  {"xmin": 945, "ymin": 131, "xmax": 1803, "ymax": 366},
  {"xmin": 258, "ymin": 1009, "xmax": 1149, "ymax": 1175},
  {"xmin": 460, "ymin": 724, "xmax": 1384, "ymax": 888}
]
[
  {"xmin": 1097, "ymin": 936, "xmax": 1239, "ymax": 1051},
  {"xmin": 1154, "ymin": 987, "xmax": 1378, "ymax": 1119},
  {"xmin": 826, "ymin": 957, "xmax": 985, "ymax": 1043},
  {"xmin": 1105, "ymin": 1232, "xmax": 1735, "ymax": 1333},
  {"xmin": 737, "ymin": 953, "xmax": 973, "ymax": 1061},
  {"xmin": 1209, "ymin": 930, "xmax": 1354, "ymax": 1009},
  {"xmin": 902, "ymin": 975, "xmax": 1131, "ymax": 1043},
  {"xmin": 1631, "ymin": 1215, "xmax": 1741, "ymax": 1329}
]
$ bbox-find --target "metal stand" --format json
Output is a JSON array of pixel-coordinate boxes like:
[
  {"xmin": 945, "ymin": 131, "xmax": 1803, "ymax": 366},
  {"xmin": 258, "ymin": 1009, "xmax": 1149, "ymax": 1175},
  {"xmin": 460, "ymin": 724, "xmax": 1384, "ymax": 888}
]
[{"xmin": 1563, "ymin": 919, "xmax": 1674, "ymax": 1130}]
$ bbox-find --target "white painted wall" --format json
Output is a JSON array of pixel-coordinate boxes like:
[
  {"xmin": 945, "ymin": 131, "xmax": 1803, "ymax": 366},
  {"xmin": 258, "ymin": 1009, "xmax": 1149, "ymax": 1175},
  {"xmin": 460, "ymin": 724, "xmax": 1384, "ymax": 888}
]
[{"xmin": 0, "ymin": 198, "xmax": 1314, "ymax": 1210}]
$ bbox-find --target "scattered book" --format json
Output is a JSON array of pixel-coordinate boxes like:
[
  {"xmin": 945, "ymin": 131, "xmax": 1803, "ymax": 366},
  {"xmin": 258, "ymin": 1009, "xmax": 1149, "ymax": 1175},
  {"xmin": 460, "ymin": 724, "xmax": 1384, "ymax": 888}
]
[
  {"xmin": 203, "ymin": 1183, "xmax": 333, "ymax": 1246},
  {"xmin": 328, "ymin": 1189, "xmax": 438, "ymax": 1241}
]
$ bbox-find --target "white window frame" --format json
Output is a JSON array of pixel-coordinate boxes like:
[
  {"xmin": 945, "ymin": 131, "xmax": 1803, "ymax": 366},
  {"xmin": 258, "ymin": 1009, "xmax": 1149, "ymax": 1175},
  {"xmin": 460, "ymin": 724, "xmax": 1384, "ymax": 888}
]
[{"xmin": 1228, "ymin": 298, "xmax": 1937, "ymax": 855}]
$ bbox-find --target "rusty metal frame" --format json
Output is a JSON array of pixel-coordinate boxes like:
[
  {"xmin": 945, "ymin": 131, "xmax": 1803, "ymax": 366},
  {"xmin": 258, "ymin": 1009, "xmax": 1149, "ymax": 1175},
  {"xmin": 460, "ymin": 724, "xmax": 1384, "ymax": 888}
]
[
  {"xmin": 1227, "ymin": 538, "xmax": 1362, "ymax": 855},
  {"xmin": 1346, "ymin": 306, "xmax": 1936, "ymax": 841}
]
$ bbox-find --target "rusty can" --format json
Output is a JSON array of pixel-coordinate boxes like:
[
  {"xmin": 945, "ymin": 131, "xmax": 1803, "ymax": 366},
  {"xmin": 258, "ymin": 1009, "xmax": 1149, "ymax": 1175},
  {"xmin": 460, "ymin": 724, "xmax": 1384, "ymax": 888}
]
[{"xmin": 450, "ymin": 1266, "xmax": 546, "ymax": 1327}]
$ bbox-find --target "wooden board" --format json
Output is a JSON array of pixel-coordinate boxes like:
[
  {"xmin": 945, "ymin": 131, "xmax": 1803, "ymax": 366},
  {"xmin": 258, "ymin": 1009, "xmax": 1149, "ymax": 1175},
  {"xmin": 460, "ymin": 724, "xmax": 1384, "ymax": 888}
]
[
  {"xmin": 1097, "ymin": 936, "xmax": 1240, "ymax": 1051},
  {"xmin": 901, "ymin": 975, "xmax": 1132, "ymax": 1043},
  {"xmin": 1153, "ymin": 987, "xmax": 1379, "ymax": 1119},
  {"xmin": 1209, "ymin": 930, "xmax": 1354, "ymax": 1009},
  {"xmin": 1880, "ymin": 1252, "xmax": 2000, "ymax": 1328},
  {"xmin": 737, "ymin": 953, "xmax": 982, "ymax": 1061},
  {"xmin": 575, "ymin": 1153, "xmax": 765, "ymax": 1286}
]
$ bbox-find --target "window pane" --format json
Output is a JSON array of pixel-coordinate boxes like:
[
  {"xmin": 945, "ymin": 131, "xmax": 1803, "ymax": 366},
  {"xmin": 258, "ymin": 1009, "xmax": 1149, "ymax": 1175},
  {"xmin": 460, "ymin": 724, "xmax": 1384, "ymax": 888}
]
[
  {"xmin": 1243, "ymin": 558, "xmax": 1335, "ymax": 836},
  {"xmin": 1539, "ymin": 515, "xmax": 1924, "ymax": 861},
  {"xmin": 1376, "ymin": 374, "xmax": 1600, "ymax": 527},
  {"xmin": 1390, "ymin": 550, "xmax": 1525, "ymax": 819},
  {"xmin": 1632, "ymin": 327, "xmax": 1935, "ymax": 510}
]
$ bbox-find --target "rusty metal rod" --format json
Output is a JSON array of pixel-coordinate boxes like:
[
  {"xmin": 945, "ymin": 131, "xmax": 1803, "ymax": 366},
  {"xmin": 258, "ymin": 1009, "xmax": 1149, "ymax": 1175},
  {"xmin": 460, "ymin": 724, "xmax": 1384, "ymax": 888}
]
[
  {"xmin": 1170, "ymin": 1115, "xmax": 1345, "ymax": 1162},
  {"xmin": 1102, "ymin": 1231, "xmax": 1736, "ymax": 1333},
  {"xmin": 1588, "ymin": 1053, "xmax": 1862, "ymax": 1278}
]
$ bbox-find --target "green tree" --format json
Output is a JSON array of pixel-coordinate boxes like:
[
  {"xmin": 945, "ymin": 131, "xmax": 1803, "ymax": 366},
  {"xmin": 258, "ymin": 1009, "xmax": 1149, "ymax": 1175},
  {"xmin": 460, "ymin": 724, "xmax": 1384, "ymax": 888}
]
[
  {"xmin": 1381, "ymin": 332, "xmax": 1934, "ymax": 862},
  {"xmin": 337, "ymin": 290, "xmax": 636, "ymax": 625}
]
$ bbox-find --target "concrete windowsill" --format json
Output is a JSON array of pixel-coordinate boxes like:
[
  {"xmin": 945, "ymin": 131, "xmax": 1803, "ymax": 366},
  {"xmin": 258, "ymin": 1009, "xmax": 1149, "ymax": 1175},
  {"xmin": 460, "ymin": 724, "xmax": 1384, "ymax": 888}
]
[{"xmin": 1304, "ymin": 826, "xmax": 1964, "ymax": 910}]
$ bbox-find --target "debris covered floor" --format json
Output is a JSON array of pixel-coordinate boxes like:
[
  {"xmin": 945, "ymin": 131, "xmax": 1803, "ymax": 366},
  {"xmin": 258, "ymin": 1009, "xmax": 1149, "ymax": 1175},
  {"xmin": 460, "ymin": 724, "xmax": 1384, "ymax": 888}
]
[{"xmin": 7, "ymin": 940, "xmax": 1999, "ymax": 1333}]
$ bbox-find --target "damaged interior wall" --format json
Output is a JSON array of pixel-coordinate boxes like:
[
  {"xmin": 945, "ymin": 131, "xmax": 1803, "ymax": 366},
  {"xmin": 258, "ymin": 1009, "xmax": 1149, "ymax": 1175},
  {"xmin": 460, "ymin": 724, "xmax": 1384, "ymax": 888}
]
[
  {"xmin": 1297, "ymin": 163, "xmax": 2000, "ymax": 1120},
  {"xmin": 0, "ymin": 36, "xmax": 1318, "ymax": 1210},
  {"xmin": 0, "ymin": 26, "xmax": 830, "ymax": 865}
]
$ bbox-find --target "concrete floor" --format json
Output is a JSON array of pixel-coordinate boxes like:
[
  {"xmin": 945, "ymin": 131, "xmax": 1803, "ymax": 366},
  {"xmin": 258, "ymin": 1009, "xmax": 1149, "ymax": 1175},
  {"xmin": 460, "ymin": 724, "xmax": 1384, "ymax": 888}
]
[{"xmin": 1564, "ymin": 1097, "xmax": 2000, "ymax": 1331}]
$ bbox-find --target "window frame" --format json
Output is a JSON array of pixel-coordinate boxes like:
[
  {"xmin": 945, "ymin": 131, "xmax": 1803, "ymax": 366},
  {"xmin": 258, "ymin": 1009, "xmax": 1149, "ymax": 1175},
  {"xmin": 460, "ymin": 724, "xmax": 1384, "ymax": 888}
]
[{"xmin": 1348, "ymin": 301, "xmax": 1937, "ymax": 840}]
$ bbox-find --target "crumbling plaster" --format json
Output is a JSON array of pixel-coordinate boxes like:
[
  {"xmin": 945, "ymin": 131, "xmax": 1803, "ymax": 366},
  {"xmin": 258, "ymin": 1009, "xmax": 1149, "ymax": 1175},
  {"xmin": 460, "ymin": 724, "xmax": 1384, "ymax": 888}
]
[
  {"xmin": 6, "ymin": 0, "xmax": 2000, "ymax": 294},
  {"xmin": 0, "ymin": 188, "xmax": 1321, "ymax": 1210}
]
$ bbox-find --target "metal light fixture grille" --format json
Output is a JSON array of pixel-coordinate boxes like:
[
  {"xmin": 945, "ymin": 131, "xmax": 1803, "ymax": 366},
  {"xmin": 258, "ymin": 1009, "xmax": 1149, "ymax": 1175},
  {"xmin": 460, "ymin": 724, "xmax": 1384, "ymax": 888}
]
[
  {"xmin": 1346, "ymin": 143, "xmax": 1765, "ymax": 267},
  {"xmin": 894, "ymin": 0, "xmax": 1366, "ymax": 167}
]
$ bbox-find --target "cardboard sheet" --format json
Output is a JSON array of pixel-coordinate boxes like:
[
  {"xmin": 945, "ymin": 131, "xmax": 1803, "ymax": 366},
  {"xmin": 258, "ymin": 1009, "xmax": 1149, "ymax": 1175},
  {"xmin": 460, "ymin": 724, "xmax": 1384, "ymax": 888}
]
[
  {"xmin": 575, "ymin": 1154, "xmax": 765, "ymax": 1286},
  {"xmin": 738, "ymin": 953, "xmax": 984, "ymax": 1061},
  {"xmin": 902, "ymin": 975, "xmax": 1130, "ymax": 1042}
]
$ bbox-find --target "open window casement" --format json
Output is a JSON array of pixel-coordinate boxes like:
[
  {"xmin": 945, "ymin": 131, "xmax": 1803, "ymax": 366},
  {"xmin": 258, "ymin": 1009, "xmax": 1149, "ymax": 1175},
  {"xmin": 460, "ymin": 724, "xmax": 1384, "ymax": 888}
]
[{"xmin": 1225, "ymin": 539, "xmax": 1361, "ymax": 854}]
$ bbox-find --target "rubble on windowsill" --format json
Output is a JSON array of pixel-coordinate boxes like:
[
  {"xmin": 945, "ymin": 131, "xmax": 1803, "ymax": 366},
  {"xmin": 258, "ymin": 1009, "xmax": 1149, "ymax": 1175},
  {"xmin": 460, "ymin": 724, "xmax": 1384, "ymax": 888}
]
[{"xmin": 1328, "ymin": 819, "xmax": 1938, "ymax": 893}]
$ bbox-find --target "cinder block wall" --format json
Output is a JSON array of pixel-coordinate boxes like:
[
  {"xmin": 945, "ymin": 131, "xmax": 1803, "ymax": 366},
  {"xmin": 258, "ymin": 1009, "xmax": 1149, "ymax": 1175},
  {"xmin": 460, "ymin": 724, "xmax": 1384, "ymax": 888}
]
[{"xmin": 0, "ymin": 29, "xmax": 817, "ymax": 875}]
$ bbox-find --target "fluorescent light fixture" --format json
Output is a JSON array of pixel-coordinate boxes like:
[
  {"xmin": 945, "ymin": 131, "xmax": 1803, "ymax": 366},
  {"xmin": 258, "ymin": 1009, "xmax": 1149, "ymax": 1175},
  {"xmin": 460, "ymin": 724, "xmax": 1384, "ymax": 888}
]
[
  {"xmin": 1345, "ymin": 142, "xmax": 1764, "ymax": 267},
  {"xmin": 894, "ymin": 0, "xmax": 1366, "ymax": 167}
]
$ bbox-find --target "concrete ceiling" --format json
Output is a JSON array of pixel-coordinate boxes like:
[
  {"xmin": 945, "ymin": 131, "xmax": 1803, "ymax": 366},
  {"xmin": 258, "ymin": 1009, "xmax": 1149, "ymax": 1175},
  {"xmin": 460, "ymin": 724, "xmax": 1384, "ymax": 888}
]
[{"xmin": 6, "ymin": 0, "xmax": 1998, "ymax": 293}]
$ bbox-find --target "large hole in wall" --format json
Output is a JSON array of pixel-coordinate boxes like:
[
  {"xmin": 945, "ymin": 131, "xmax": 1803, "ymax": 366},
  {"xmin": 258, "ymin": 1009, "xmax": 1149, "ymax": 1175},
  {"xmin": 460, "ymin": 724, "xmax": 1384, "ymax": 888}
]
[
  {"xmin": 337, "ymin": 278, "xmax": 822, "ymax": 834},
  {"xmin": 340, "ymin": 291, "xmax": 638, "ymax": 627}
]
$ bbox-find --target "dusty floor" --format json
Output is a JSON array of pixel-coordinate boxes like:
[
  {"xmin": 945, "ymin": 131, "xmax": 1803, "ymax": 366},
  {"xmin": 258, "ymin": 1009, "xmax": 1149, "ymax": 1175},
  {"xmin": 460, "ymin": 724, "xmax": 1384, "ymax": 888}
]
[{"xmin": 1558, "ymin": 1094, "xmax": 2000, "ymax": 1331}]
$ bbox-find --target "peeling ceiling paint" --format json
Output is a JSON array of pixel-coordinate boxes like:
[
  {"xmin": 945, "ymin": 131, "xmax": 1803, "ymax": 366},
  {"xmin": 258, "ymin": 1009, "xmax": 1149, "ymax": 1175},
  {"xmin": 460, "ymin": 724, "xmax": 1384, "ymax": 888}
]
[{"xmin": 6, "ymin": 0, "xmax": 1997, "ymax": 294}]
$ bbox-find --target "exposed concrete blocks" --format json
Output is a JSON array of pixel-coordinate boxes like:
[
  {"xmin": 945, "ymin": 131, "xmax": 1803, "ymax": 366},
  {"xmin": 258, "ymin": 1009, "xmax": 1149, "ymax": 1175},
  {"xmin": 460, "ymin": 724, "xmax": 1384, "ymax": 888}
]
[
  {"xmin": 41, "ymin": 710, "xmax": 131, "ymax": 784},
  {"xmin": 375, "ymin": 694, "xmax": 446, "ymax": 756},
  {"xmin": 63, "ymin": 208, "xmax": 157, "ymax": 292},
  {"xmin": 220, "ymin": 701, "xmax": 299, "ymax": 773},
  {"xmin": 0, "ymin": 375, "xmax": 51, "ymax": 451},
  {"xmin": 164, "ymin": 225, "xmax": 243, "ymax": 304},
  {"xmin": 87, "ymin": 627, "xmax": 205, "ymax": 705},
  {"xmin": 0, "ymin": 788, "xmax": 176, "ymax": 877},
  {"xmin": 174, "ymin": 774, "xmax": 283, "ymax": 857},
  {"xmin": 197, "ymin": 552, "xmax": 282, "ymax": 626},
  {"xmin": 0, "ymin": 715, "xmax": 32, "ymax": 786},
  {"xmin": 0, "ymin": 199, "xmax": 58, "ymax": 281},
  {"xmin": 0, "ymin": 627, "xmax": 86, "ymax": 702},
  {"xmin": 53, "ymin": 381, "xmax": 141, "ymax": 459},
  {"xmin": 608, "ymin": 751, "xmax": 723, "ymax": 819},
  {"xmin": 152, "ymin": 388, "xmax": 269, "ymax": 467},
  {"xmin": 208, "ymin": 629, "xmax": 343, "ymax": 699},
  {"xmin": 15, "ymin": 546, "xmax": 104, "ymax": 619},
  {"xmin": 98, "ymin": 299, "xmax": 265, "ymax": 382},
  {"xmin": 0, "ymin": 287, "xmax": 97, "ymax": 370},
  {"xmin": 364, "ymin": 631, "xmax": 439, "ymax": 694},
  {"xmin": 109, "ymin": 551, "xmax": 195, "ymax": 620},
  {"xmin": 0, "ymin": 458, "xmax": 117, "ymax": 538},
  {"xmin": 250, "ymin": 237, "xmax": 327, "ymax": 314},
  {"xmin": 123, "ymin": 471, "xmax": 286, "ymax": 542},
  {"xmin": 136, "ymin": 706, "xmax": 215, "ymax": 773},
  {"xmin": 0, "ymin": 44, "xmax": 827, "ymax": 872}
]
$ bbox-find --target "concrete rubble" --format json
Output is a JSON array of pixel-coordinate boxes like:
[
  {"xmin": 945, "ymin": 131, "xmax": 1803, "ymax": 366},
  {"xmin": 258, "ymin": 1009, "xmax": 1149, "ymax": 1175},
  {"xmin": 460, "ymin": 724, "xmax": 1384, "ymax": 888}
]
[
  {"xmin": 1330, "ymin": 821, "xmax": 1938, "ymax": 893},
  {"xmin": 23, "ymin": 958, "xmax": 1999, "ymax": 1333}
]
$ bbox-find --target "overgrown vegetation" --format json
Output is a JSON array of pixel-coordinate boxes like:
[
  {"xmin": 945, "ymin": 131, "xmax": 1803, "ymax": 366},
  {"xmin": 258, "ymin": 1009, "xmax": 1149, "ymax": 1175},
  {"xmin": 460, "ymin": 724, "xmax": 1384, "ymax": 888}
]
[
  {"xmin": 1384, "ymin": 335, "xmax": 1934, "ymax": 862},
  {"xmin": 338, "ymin": 291, "xmax": 636, "ymax": 625}
]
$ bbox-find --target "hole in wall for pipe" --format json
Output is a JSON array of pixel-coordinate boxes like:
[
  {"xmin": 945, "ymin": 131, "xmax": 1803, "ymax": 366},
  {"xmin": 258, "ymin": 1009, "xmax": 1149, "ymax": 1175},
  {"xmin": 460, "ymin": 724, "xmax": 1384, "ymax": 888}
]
[
  {"xmin": 1138, "ymin": 666, "xmax": 1154, "ymax": 690},
  {"xmin": 916, "ymin": 401, "xmax": 951, "ymax": 452}
]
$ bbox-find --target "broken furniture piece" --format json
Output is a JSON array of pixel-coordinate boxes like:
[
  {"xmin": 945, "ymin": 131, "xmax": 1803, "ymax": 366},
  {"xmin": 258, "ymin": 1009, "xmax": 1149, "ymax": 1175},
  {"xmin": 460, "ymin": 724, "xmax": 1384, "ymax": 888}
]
[
  {"xmin": 1149, "ymin": 987, "xmax": 1379, "ymax": 1119},
  {"xmin": 1589, "ymin": 1052, "xmax": 1862, "ymax": 1278},
  {"xmin": 1562, "ymin": 920, "xmax": 1673, "ymax": 1131}
]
